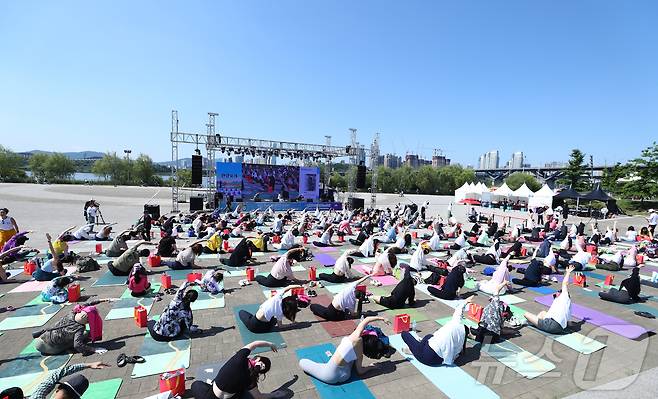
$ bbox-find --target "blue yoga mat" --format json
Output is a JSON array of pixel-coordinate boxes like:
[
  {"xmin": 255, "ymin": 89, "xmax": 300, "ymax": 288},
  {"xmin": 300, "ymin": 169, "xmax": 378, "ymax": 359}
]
[
  {"xmin": 314, "ymin": 253, "xmax": 336, "ymax": 266},
  {"xmin": 232, "ymin": 304, "xmax": 286, "ymax": 354},
  {"xmin": 92, "ymin": 271, "xmax": 128, "ymax": 287},
  {"xmin": 525, "ymin": 286, "xmax": 557, "ymax": 295},
  {"xmin": 295, "ymin": 343, "xmax": 375, "ymax": 399}
]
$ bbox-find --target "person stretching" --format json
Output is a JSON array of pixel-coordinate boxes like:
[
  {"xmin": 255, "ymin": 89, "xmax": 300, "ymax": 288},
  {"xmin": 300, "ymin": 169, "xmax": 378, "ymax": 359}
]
[
  {"xmin": 470, "ymin": 242, "xmax": 501, "ymax": 266},
  {"xmin": 255, "ymin": 247, "xmax": 305, "ymax": 287},
  {"xmin": 128, "ymin": 264, "xmax": 151, "ymax": 297},
  {"xmin": 313, "ymin": 225, "xmax": 335, "ymax": 247},
  {"xmin": 372, "ymin": 264, "xmax": 416, "ymax": 309},
  {"xmin": 469, "ymin": 282, "xmax": 513, "ymax": 343},
  {"xmin": 310, "ymin": 275, "xmax": 371, "ymax": 321},
  {"xmin": 220, "ymin": 237, "xmax": 260, "ymax": 267},
  {"xmin": 190, "ymin": 341, "xmax": 285, "ymax": 399},
  {"xmin": 427, "ymin": 264, "xmax": 467, "ymax": 300},
  {"xmin": 319, "ymin": 250, "xmax": 358, "ymax": 283},
  {"xmin": 400, "ymin": 297, "xmax": 471, "ymax": 366},
  {"xmin": 34, "ymin": 234, "xmax": 71, "ymax": 281},
  {"xmin": 512, "ymin": 250, "xmax": 558, "ymax": 287},
  {"xmin": 149, "ymin": 281, "xmax": 200, "ymax": 341},
  {"xmin": 298, "ymin": 316, "xmax": 394, "ymax": 384},
  {"xmin": 161, "ymin": 241, "xmax": 205, "ymax": 270},
  {"xmin": 599, "ymin": 267, "xmax": 641, "ymax": 304},
  {"xmin": 370, "ymin": 250, "xmax": 398, "ymax": 276},
  {"xmin": 239, "ymin": 286, "xmax": 309, "ymax": 333},
  {"xmin": 523, "ymin": 265, "xmax": 575, "ymax": 334},
  {"xmin": 476, "ymin": 255, "xmax": 513, "ymax": 295},
  {"xmin": 107, "ymin": 240, "xmax": 152, "ymax": 276}
]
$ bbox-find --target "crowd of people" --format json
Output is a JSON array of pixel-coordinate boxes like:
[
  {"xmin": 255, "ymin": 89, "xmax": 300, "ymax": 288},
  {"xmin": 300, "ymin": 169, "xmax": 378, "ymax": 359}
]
[{"xmin": 1, "ymin": 199, "xmax": 657, "ymax": 399}]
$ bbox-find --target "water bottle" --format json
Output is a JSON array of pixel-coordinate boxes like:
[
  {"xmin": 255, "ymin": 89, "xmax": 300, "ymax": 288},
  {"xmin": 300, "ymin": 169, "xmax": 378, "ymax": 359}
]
[{"xmin": 411, "ymin": 320, "xmax": 417, "ymax": 332}]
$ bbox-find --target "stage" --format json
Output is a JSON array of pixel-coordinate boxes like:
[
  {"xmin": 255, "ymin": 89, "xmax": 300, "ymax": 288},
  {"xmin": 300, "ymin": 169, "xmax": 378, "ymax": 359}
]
[{"xmin": 239, "ymin": 200, "xmax": 342, "ymax": 212}]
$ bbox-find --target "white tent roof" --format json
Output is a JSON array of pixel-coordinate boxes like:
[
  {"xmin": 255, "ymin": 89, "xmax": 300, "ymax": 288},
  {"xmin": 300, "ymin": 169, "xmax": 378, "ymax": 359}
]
[
  {"xmin": 492, "ymin": 182, "xmax": 514, "ymax": 197},
  {"xmin": 454, "ymin": 182, "xmax": 470, "ymax": 202},
  {"xmin": 534, "ymin": 184, "xmax": 554, "ymax": 197},
  {"xmin": 512, "ymin": 183, "xmax": 535, "ymax": 198},
  {"xmin": 477, "ymin": 182, "xmax": 488, "ymax": 193},
  {"xmin": 528, "ymin": 184, "xmax": 554, "ymax": 208}
]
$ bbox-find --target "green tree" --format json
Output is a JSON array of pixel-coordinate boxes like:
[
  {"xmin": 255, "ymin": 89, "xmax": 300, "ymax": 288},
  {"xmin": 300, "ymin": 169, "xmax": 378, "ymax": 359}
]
[
  {"xmin": 624, "ymin": 142, "xmax": 658, "ymax": 201},
  {"xmin": 505, "ymin": 172, "xmax": 542, "ymax": 191},
  {"xmin": 175, "ymin": 168, "xmax": 193, "ymax": 187},
  {"xmin": 45, "ymin": 153, "xmax": 76, "ymax": 181},
  {"xmin": 0, "ymin": 145, "xmax": 27, "ymax": 181},
  {"xmin": 92, "ymin": 152, "xmax": 128, "ymax": 184},
  {"xmin": 132, "ymin": 154, "xmax": 156, "ymax": 185},
  {"xmin": 28, "ymin": 153, "xmax": 50, "ymax": 182},
  {"xmin": 415, "ymin": 165, "xmax": 438, "ymax": 194},
  {"xmin": 329, "ymin": 172, "xmax": 347, "ymax": 190},
  {"xmin": 601, "ymin": 163, "xmax": 628, "ymax": 195},
  {"xmin": 561, "ymin": 149, "xmax": 590, "ymax": 191}
]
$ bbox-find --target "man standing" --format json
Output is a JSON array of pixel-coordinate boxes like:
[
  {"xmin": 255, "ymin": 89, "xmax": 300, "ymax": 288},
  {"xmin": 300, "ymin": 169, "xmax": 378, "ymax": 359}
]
[
  {"xmin": 647, "ymin": 209, "xmax": 658, "ymax": 237},
  {"xmin": 141, "ymin": 210, "xmax": 152, "ymax": 241}
]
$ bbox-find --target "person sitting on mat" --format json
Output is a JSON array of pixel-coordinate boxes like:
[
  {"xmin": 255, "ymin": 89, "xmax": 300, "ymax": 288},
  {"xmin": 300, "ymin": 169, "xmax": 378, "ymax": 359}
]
[
  {"xmin": 149, "ymin": 281, "xmax": 200, "ymax": 341},
  {"xmin": 313, "ymin": 225, "xmax": 335, "ymax": 247},
  {"xmin": 200, "ymin": 268, "xmax": 224, "ymax": 294},
  {"xmin": 352, "ymin": 235, "xmax": 382, "ymax": 257},
  {"xmin": 566, "ymin": 243, "xmax": 590, "ymax": 271},
  {"xmin": 399, "ymin": 297, "xmax": 472, "ymax": 366},
  {"xmin": 190, "ymin": 341, "xmax": 286, "ymax": 399},
  {"xmin": 105, "ymin": 229, "xmax": 135, "ymax": 257},
  {"xmin": 41, "ymin": 276, "xmax": 75, "ymax": 304},
  {"xmin": 33, "ymin": 298, "xmax": 116, "ymax": 356},
  {"xmin": 239, "ymin": 286, "xmax": 310, "ymax": 333},
  {"xmin": 469, "ymin": 241, "xmax": 501, "ymax": 266},
  {"xmin": 1, "ymin": 361, "xmax": 110, "ymax": 399},
  {"xmin": 428, "ymin": 228, "xmax": 444, "ymax": 251},
  {"xmin": 255, "ymin": 247, "xmax": 305, "ymax": 287},
  {"xmin": 449, "ymin": 232, "xmax": 469, "ymax": 250},
  {"xmin": 477, "ymin": 255, "xmax": 513, "ymax": 295},
  {"xmin": 310, "ymin": 275, "xmax": 371, "ymax": 321},
  {"xmin": 512, "ymin": 251, "xmax": 558, "ymax": 287},
  {"xmin": 220, "ymin": 237, "xmax": 260, "ymax": 267},
  {"xmin": 161, "ymin": 241, "xmax": 205, "ymax": 270},
  {"xmin": 94, "ymin": 225, "xmax": 113, "ymax": 241},
  {"xmin": 469, "ymin": 282, "xmax": 514, "ymax": 343},
  {"xmin": 370, "ymin": 249, "xmax": 398, "ymax": 276},
  {"xmin": 34, "ymin": 233, "xmax": 73, "ymax": 281},
  {"xmin": 500, "ymin": 240, "xmax": 526, "ymax": 259},
  {"xmin": 427, "ymin": 263, "xmax": 467, "ymax": 300},
  {"xmin": 107, "ymin": 240, "xmax": 152, "ymax": 276},
  {"xmin": 523, "ymin": 265, "xmax": 575, "ymax": 334},
  {"xmin": 298, "ymin": 316, "xmax": 395, "ymax": 384},
  {"xmin": 128, "ymin": 263, "xmax": 151, "ymax": 297},
  {"xmin": 318, "ymin": 250, "xmax": 358, "ymax": 283},
  {"xmin": 599, "ymin": 267, "xmax": 641, "ymax": 304},
  {"xmin": 387, "ymin": 233, "xmax": 412, "ymax": 254},
  {"xmin": 202, "ymin": 229, "xmax": 226, "ymax": 254},
  {"xmin": 157, "ymin": 234, "xmax": 179, "ymax": 257},
  {"xmin": 623, "ymin": 245, "xmax": 639, "ymax": 268},
  {"xmin": 372, "ymin": 263, "xmax": 416, "ymax": 309},
  {"xmin": 596, "ymin": 249, "xmax": 624, "ymax": 271},
  {"xmin": 472, "ymin": 229, "xmax": 491, "ymax": 247},
  {"xmin": 0, "ymin": 246, "xmax": 27, "ymax": 281},
  {"xmin": 278, "ymin": 224, "xmax": 301, "ymax": 250},
  {"xmin": 409, "ymin": 243, "xmax": 433, "ymax": 271},
  {"xmin": 249, "ymin": 231, "xmax": 271, "ymax": 252}
]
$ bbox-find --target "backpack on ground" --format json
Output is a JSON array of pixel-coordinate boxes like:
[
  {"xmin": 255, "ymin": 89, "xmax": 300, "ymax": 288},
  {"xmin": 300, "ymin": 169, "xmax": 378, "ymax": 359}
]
[{"xmin": 76, "ymin": 256, "xmax": 100, "ymax": 273}]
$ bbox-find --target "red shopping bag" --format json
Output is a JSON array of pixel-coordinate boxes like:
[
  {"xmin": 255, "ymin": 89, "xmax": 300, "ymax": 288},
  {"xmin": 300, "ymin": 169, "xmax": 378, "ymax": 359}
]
[
  {"xmin": 67, "ymin": 283, "xmax": 81, "ymax": 302},
  {"xmin": 604, "ymin": 275, "xmax": 615, "ymax": 286},
  {"xmin": 134, "ymin": 305, "xmax": 147, "ymax": 327},
  {"xmin": 636, "ymin": 254, "xmax": 644, "ymax": 264},
  {"xmin": 95, "ymin": 243, "xmax": 102, "ymax": 254},
  {"xmin": 393, "ymin": 314, "xmax": 411, "ymax": 333},
  {"xmin": 161, "ymin": 273, "xmax": 172, "ymax": 289},
  {"xmin": 148, "ymin": 255, "xmax": 161, "ymax": 267},
  {"xmin": 159, "ymin": 368, "xmax": 185, "ymax": 396},
  {"xmin": 24, "ymin": 260, "xmax": 37, "ymax": 275},
  {"xmin": 467, "ymin": 303, "xmax": 483, "ymax": 323},
  {"xmin": 309, "ymin": 266, "xmax": 317, "ymax": 281},
  {"xmin": 187, "ymin": 272, "xmax": 202, "ymax": 282},
  {"xmin": 246, "ymin": 267, "xmax": 255, "ymax": 282}
]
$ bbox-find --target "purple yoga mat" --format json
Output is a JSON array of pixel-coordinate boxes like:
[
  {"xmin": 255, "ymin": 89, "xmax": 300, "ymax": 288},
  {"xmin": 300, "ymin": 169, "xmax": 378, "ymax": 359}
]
[
  {"xmin": 534, "ymin": 294, "xmax": 652, "ymax": 339},
  {"xmin": 314, "ymin": 253, "xmax": 336, "ymax": 266},
  {"xmin": 642, "ymin": 264, "xmax": 658, "ymax": 274},
  {"xmin": 353, "ymin": 265, "xmax": 399, "ymax": 286}
]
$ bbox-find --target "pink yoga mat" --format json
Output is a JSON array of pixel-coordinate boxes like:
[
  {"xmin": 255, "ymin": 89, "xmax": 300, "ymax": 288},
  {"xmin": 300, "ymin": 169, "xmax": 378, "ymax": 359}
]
[
  {"xmin": 534, "ymin": 294, "xmax": 652, "ymax": 339},
  {"xmin": 8, "ymin": 267, "xmax": 77, "ymax": 293},
  {"xmin": 353, "ymin": 265, "xmax": 399, "ymax": 286}
]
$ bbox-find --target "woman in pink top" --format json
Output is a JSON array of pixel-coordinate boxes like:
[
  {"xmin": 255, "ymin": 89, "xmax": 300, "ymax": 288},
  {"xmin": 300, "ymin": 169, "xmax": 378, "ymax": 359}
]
[{"xmin": 128, "ymin": 264, "xmax": 151, "ymax": 297}]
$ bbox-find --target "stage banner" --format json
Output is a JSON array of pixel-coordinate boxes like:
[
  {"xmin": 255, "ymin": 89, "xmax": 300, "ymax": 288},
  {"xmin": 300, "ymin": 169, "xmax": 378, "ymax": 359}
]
[
  {"xmin": 299, "ymin": 166, "xmax": 320, "ymax": 200},
  {"xmin": 216, "ymin": 162, "xmax": 243, "ymax": 198}
]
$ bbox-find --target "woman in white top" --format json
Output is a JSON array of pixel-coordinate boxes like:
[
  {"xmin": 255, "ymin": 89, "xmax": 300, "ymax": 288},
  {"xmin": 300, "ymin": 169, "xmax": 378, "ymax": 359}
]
[
  {"xmin": 449, "ymin": 232, "xmax": 468, "ymax": 250},
  {"xmin": 370, "ymin": 250, "xmax": 398, "ymax": 276},
  {"xmin": 238, "ymin": 285, "xmax": 309, "ymax": 333},
  {"xmin": 409, "ymin": 244, "xmax": 432, "ymax": 272},
  {"xmin": 387, "ymin": 233, "xmax": 412, "ymax": 254},
  {"xmin": 310, "ymin": 275, "xmax": 371, "ymax": 321},
  {"xmin": 255, "ymin": 247, "xmax": 305, "ymax": 288},
  {"xmin": 0, "ymin": 208, "xmax": 19, "ymax": 250},
  {"xmin": 277, "ymin": 225, "xmax": 300, "ymax": 250},
  {"xmin": 523, "ymin": 265, "xmax": 574, "ymax": 334},
  {"xmin": 162, "ymin": 241, "xmax": 204, "ymax": 270},
  {"xmin": 597, "ymin": 250, "xmax": 624, "ymax": 271},
  {"xmin": 355, "ymin": 236, "xmax": 381, "ymax": 258},
  {"xmin": 319, "ymin": 251, "xmax": 358, "ymax": 283},
  {"xmin": 400, "ymin": 297, "xmax": 471, "ymax": 366},
  {"xmin": 623, "ymin": 245, "xmax": 638, "ymax": 268},
  {"xmin": 72, "ymin": 224, "xmax": 96, "ymax": 240},
  {"xmin": 312, "ymin": 225, "xmax": 335, "ymax": 247},
  {"xmin": 299, "ymin": 316, "xmax": 394, "ymax": 384},
  {"xmin": 470, "ymin": 242, "xmax": 501, "ymax": 265}
]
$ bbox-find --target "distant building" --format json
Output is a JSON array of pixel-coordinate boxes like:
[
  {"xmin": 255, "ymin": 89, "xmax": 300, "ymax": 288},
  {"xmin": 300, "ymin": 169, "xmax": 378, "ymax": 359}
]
[
  {"xmin": 544, "ymin": 161, "xmax": 566, "ymax": 168},
  {"xmin": 478, "ymin": 150, "xmax": 499, "ymax": 170},
  {"xmin": 432, "ymin": 155, "xmax": 450, "ymax": 167},
  {"xmin": 510, "ymin": 152, "xmax": 524, "ymax": 169},
  {"xmin": 383, "ymin": 154, "xmax": 401, "ymax": 168}
]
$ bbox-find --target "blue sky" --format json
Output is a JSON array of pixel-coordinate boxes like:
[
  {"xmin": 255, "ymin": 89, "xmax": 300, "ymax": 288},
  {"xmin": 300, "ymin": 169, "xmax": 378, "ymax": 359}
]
[{"xmin": 1, "ymin": 1, "xmax": 657, "ymax": 167}]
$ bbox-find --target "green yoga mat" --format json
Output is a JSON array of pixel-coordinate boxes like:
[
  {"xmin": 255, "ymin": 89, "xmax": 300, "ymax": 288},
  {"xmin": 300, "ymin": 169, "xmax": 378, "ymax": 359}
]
[
  {"xmin": 323, "ymin": 281, "xmax": 352, "ymax": 294},
  {"xmin": 436, "ymin": 317, "xmax": 555, "ymax": 379},
  {"xmin": 105, "ymin": 284, "xmax": 162, "ymax": 320},
  {"xmin": 357, "ymin": 257, "xmax": 378, "ymax": 263},
  {"xmin": 0, "ymin": 341, "xmax": 72, "ymax": 396},
  {"xmin": 0, "ymin": 296, "xmax": 65, "ymax": 331},
  {"xmin": 92, "ymin": 271, "xmax": 129, "ymax": 287},
  {"xmin": 131, "ymin": 329, "xmax": 191, "ymax": 378},
  {"xmin": 82, "ymin": 378, "xmax": 123, "ymax": 399},
  {"xmin": 384, "ymin": 307, "xmax": 430, "ymax": 322},
  {"xmin": 233, "ymin": 304, "xmax": 286, "ymax": 354},
  {"xmin": 190, "ymin": 286, "xmax": 225, "ymax": 310},
  {"xmin": 507, "ymin": 305, "xmax": 606, "ymax": 355}
]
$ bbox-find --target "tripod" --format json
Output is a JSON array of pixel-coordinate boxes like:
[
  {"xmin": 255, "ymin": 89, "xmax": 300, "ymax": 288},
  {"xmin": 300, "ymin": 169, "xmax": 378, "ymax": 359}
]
[{"xmin": 96, "ymin": 208, "xmax": 107, "ymax": 225}]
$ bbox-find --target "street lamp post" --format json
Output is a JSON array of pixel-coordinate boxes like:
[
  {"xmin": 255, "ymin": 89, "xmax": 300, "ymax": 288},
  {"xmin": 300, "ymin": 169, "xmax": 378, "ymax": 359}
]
[{"xmin": 124, "ymin": 149, "xmax": 132, "ymax": 183}]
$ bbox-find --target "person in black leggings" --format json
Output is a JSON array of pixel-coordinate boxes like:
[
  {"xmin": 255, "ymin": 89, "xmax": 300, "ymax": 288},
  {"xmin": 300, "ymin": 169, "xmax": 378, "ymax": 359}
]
[
  {"xmin": 239, "ymin": 287, "xmax": 308, "ymax": 333},
  {"xmin": 512, "ymin": 258, "xmax": 555, "ymax": 287},
  {"xmin": 471, "ymin": 242, "xmax": 500, "ymax": 265},
  {"xmin": 501, "ymin": 240, "xmax": 524, "ymax": 258},
  {"xmin": 427, "ymin": 264, "xmax": 466, "ymax": 300},
  {"xmin": 310, "ymin": 275, "xmax": 370, "ymax": 321},
  {"xmin": 220, "ymin": 238, "xmax": 259, "ymax": 267},
  {"xmin": 372, "ymin": 264, "xmax": 415, "ymax": 309},
  {"xmin": 599, "ymin": 268, "xmax": 641, "ymax": 304}
]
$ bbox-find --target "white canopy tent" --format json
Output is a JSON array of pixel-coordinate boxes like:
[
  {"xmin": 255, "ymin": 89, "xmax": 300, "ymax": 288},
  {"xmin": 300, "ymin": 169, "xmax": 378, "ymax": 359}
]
[
  {"xmin": 492, "ymin": 182, "xmax": 514, "ymax": 198},
  {"xmin": 512, "ymin": 183, "xmax": 535, "ymax": 199},
  {"xmin": 528, "ymin": 184, "xmax": 554, "ymax": 209},
  {"xmin": 454, "ymin": 182, "xmax": 470, "ymax": 203}
]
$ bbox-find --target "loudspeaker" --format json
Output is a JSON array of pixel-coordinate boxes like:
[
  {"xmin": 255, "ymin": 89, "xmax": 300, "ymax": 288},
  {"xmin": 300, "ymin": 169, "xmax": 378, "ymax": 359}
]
[
  {"xmin": 189, "ymin": 196, "xmax": 204, "ymax": 212},
  {"xmin": 349, "ymin": 197, "xmax": 364, "ymax": 210},
  {"xmin": 356, "ymin": 165, "xmax": 366, "ymax": 189},
  {"xmin": 191, "ymin": 155, "xmax": 202, "ymax": 185},
  {"xmin": 144, "ymin": 204, "xmax": 160, "ymax": 220}
]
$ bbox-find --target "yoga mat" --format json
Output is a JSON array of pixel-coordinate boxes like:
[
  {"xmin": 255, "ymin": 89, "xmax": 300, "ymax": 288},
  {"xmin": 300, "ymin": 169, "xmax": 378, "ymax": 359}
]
[
  {"xmin": 8, "ymin": 266, "xmax": 78, "ymax": 292},
  {"xmin": 197, "ymin": 253, "xmax": 220, "ymax": 260},
  {"xmin": 323, "ymin": 281, "xmax": 352, "ymax": 294},
  {"xmin": 356, "ymin": 256, "xmax": 378, "ymax": 263},
  {"xmin": 525, "ymin": 286, "xmax": 557, "ymax": 295},
  {"xmin": 383, "ymin": 307, "xmax": 430, "ymax": 322},
  {"xmin": 0, "ymin": 341, "xmax": 72, "ymax": 397},
  {"xmin": 131, "ymin": 327, "xmax": 191, "ymax": 378},
  {"xmin": 353, "ymin": 265, "xmax": 398, "ymax": 286},
  {"xmin": 314, "ymin": 253, "xmax": 336, "ymax": 266},
  {"xmin": 435, "ymin": 317, "xmax": 556, "ymax": 379},
  {"xmin": 314, "ymin": 246, "xmax": 340, "ymax": 253},
  {"xmin": 81, "ymin": 378, "xmax": 123, "ymax": 399},
  {"xmin": 396, "ymin": 254, "xmax": 412, "ymax": 260},
  {"xmin": 92, "ymin": 270, "xmax": 129, "ymax": 287},
  {"xmin": 106, "ymin": 283, "xmax": 162, "ymax": 320},
  {"xmin": 0, "ymin": 296, "xmax": 65, "ymax": 330},
  {"xmin": 506, "ymin": 305, "xmax": 606, "ymax": 355},
  {"xmin": 295, "ymin": 343, "xmax": 376, "ymax": 399},
  {"xmin": 577, "ymin": 286, "xmax": 657, "ymax": 315},
  {"xmin": 233, "ymin": 304, "xmax": 286, "ymax": 354},
  {"xmin": 534, "ymin": 295, "xmax": 652, "ymax": 339},
  {"xmin": 190, "ymin": 286, "xmax": 225, "ymax": 311},
  {"xmin": 312, "ymin": 294, "xmax": 357, "ymax": 337},
  {"xmin": 316, "ymin": 266, "xmax": 335, "ymax": 275},
  {"xmin": 388, "ymin": 333, "xmax": 500, "ymax": 399}
]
